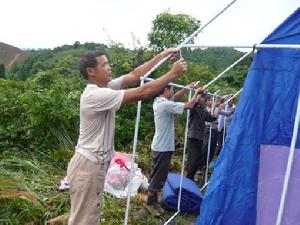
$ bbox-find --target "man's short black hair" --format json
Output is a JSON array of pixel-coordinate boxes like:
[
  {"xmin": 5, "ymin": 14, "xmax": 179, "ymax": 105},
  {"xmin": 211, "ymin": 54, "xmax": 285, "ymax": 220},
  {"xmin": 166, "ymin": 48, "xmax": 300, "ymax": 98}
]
[
  {"xmin": 205, "ymin": 95, "xmax": 212, "ymax": 101},
  {"xmin": 158, "ymin": 85, "xmax": 172, "ymax": 96},
  {"xmin": 79, "ymin": 51, "xmax": 105, "ymax": 79}
]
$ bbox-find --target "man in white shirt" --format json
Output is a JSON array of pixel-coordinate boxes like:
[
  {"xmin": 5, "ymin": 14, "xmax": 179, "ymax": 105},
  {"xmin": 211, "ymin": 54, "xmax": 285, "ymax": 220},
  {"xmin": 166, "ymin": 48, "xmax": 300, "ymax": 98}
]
[
  {"xmin": 67, "ymin": 49, "xmax": 187, "ymax": 225},
  {"xmin": 216, "ymin": 95, "xmax": 235, "ymax": 156},
  {"xmin": 203, "ymin": 96, "xmax": 220, "ymax": 165}
]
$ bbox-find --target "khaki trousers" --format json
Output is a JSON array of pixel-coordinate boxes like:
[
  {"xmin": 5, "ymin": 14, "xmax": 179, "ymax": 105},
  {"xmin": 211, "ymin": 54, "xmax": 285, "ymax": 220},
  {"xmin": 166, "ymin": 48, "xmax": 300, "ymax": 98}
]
[{"xmin": 67, "ymin": 152, "xmax": 110, "ymax": 225}]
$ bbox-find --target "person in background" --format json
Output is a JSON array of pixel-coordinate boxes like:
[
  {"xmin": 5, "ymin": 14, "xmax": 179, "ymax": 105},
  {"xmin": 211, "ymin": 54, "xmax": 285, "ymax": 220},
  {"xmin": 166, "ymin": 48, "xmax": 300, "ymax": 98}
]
[
  {"xmin": 186, "ymin": 93, "xmax": 218, "ymax": 181},
  {"xmin": 67, "ymin": 48, "xmax": 188, "ymax": 225},
  {"xmin": 202, "ymin": 96, "xmax": 220, "ymax": 165},
  {"xmin": 216, "ymin": 94, "xmax": 235, "ymax": 156}
]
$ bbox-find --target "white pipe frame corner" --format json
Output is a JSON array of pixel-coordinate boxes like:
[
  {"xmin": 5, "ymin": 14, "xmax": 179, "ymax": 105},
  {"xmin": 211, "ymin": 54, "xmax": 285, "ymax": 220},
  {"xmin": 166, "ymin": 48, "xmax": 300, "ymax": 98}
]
[{"xmin": 124, "ymin": 1, "xmax": 238, "ymax": 224}]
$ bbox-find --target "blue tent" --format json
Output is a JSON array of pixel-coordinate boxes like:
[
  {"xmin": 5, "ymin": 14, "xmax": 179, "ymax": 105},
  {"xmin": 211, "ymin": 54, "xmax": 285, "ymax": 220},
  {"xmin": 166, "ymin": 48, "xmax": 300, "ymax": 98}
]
[{"xmin": 196, "ymin": 7, "xmax": 300, "ymax": 225}]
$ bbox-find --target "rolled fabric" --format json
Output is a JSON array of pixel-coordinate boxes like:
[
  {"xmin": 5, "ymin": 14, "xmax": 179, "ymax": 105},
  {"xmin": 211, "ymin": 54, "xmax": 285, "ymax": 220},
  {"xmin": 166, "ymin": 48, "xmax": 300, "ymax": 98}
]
[{"xmin": 163, "ymin": 173, "xmax": 203, "ymax": 213}]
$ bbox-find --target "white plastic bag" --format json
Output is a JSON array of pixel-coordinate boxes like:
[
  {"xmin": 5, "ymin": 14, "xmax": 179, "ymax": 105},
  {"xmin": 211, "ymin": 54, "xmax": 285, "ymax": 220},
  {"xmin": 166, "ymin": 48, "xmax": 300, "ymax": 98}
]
[{"xmin": 104, "ymin": 154, "xmax": 148, "ymax": 198}]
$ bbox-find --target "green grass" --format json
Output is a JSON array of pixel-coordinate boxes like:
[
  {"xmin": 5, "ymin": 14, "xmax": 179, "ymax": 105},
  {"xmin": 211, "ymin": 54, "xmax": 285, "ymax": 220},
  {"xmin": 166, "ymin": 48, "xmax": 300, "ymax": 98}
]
[{"xmin": 0, "ymin": 145, "xmax": 201, "ymax": 225}]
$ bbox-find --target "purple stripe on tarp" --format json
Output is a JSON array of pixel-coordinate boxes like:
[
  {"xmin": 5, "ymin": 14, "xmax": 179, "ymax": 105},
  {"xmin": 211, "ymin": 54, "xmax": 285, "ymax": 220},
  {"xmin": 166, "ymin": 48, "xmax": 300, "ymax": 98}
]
[{"xmin": 257, "ymin": 144, "xmax": 300, "ymax": 225}]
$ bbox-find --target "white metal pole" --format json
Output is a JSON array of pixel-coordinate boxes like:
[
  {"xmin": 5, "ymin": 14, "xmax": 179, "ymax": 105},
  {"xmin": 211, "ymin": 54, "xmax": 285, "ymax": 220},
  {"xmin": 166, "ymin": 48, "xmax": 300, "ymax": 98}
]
[
  {"xmin": 181, "ymin": 44, "xmax": 300, "ymax": 49},
  {"xmin": 164, "ymin": 212, "xmax": 180, "ymax": 225},
  {"xmin": 204, "ymin": 51, "xmax": 252, "ymax": 88},
  {"xmin": 205, "ymin": 125, "xmax": 213, "ymax": 184},
  {"xmin": 165, "ymin": 90, "xmax": 192, "ymax": 225},
  {"xmin": 141, "ymin": 0, "xmax": 238, "ymax": 80},
  {"xmin": 144, "ymin": 77, "xmax": 190, "ymax": 90},
  {"xmin": 143, "ymin": 77, "xmax": 221, "ymax": 97},
  {"xmin": 176, "ymin": 0, "xmax": 237, "ymax": 50},
  {"xmin": 204, "ymin": 90, "xmax": 219, "ymax": 184},
  {"xmin": 276, "ymin": 93, "xmax": 300, "ymax": 225},
  {"xmin": 124, "ymin": 81, "xmax": 144, "ymax": 225},
  {"xmin": 200, "ymin": 181, "xmax": 210, "ymax": 192},
  {"xmin": 222, "ymin": 115, "xmax": 227, "ymax": 146},
  {"xmin": 177, "ymin": 90, "xmax": 192, "ymax": 211},
  {"xmin": 223, "ymin": 88, "xmax": 243, "ymax": 105}
]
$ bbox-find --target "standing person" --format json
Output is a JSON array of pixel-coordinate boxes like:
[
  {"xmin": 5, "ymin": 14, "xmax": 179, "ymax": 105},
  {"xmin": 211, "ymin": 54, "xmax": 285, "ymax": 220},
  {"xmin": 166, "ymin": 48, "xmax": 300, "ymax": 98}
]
[
  {"xmin": 202, "ymin": 96, "xmax": 219, "ymax": 164},
  {"xmin": 216, "ymin": 95, "xmax": 235, "ymax": 156},
  {"xmin": 67, "ymin": 49, "xmax": 187, "ymax": 225},
  {"xmin": 145, "ymin": 83, "xmax": 204, "ymax": 215},
  {"xmin": 186, "ymin": 94, "xmax": 218, "ymax": 181}
]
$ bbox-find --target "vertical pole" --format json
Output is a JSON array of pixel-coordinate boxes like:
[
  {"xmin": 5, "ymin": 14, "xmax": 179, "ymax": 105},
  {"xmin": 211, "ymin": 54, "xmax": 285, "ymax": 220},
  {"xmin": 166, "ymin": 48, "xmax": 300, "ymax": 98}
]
[
  {"xmin": 205, "ymin": 94, "xmax": 215, "ymax": 183},
  {"xmin": 177, "ymin": 90, "xmax": 192, "ymax": 211},
  {"xmin": 276, "ymin": 93, "xmax": 300, "ymax": 225},
  {"xmin": 124, "ymin": 80, "xmax": 144, "ymax": 225},
  {"xmin": 223, "ymin": 116, "xmax": 227, "ymax": 146},
  {"xmin": 164, "ymin": 90, "xmax": 192, "ymax": 225}
]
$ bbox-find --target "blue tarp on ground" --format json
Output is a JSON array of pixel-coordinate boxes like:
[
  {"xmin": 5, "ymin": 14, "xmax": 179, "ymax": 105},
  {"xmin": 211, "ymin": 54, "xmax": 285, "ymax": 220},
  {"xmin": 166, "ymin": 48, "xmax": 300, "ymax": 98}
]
[
  {"xmin": 163, "ymin": 173, "xmax": 203, "ymax": 213},
  {"xmin": 196, "ymin": 7, "xmax": 300, "ymax": 225}
]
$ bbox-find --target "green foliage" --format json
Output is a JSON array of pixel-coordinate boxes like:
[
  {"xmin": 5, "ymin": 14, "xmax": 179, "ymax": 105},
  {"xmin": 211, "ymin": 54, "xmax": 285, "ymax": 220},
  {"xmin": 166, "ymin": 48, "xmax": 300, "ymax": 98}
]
[
  {"xmin": 0, "ymin": 60, "xmax": 86, "ymax": 162},
  {"xmin": 7, "ymin": 49, "xmax": 54, "ymax": 80},
  {"xmin": 0, "ymin": 155, "xmax": 69, "ymax": 225},
  {"xmin": 148, "ymin": 11, "xmax": 200, "ymax": 51},
  {"xmin": 106, "ymin": 43, "xmax": 135, "ymax": 76},
  {"xmin": 73, "ymin": 41, "xmax": 80, "ymax": 49}
]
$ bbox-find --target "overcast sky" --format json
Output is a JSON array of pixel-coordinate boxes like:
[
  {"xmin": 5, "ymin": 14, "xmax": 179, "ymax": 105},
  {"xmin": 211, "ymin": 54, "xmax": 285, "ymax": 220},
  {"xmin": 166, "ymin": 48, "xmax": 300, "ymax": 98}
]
[{"xmin": 1, "ymin": 0, "xmax": 299, "ymax": 49}]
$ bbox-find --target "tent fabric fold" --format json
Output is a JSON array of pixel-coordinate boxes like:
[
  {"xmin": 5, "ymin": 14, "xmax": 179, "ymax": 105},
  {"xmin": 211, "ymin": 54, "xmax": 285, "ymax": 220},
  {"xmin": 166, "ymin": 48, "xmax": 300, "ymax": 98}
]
[{"xmin": 163, "ymin": 173, "xmax": 203, "ymax": 213}]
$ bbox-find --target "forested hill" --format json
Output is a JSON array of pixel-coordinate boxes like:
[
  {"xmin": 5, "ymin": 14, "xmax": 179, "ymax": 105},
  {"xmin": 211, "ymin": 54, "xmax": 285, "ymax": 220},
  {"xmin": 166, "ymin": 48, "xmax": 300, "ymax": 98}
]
[
  {"xmin": 4, "ymin": 41, "xmax": 252, "ymax": 86},
  {"xmin": 183, "ymin": 47, "xmax": 252, "ymax": 69},
  {"xmin": 0, "ymin": 42, "xmax": 25, "ymax": 70}
]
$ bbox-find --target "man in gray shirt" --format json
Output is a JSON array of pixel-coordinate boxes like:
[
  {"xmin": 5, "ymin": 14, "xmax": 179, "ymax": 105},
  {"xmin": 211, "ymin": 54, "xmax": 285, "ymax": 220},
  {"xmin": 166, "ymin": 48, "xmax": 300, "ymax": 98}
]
[{"xmin": 145, "ymin": 84, "xmax": 204, "ymax": 215}]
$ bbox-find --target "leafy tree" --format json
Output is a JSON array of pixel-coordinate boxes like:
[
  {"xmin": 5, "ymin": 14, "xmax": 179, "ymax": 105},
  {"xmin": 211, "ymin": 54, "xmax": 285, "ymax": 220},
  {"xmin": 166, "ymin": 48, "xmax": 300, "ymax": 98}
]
[
  {"xmin": 0, "ymin": 64, "xmax": 5, "ymax": 78},
  {"xmin": 106, "ymin": 43, "xmax": 135, "ymax": 76},
  {"xmin": 148, "ymin": 11, "xmax": 200, "ymax": 51},
  {"xmin": 73, "ymin": 41, "xmax": 80, "ymax": 49}
]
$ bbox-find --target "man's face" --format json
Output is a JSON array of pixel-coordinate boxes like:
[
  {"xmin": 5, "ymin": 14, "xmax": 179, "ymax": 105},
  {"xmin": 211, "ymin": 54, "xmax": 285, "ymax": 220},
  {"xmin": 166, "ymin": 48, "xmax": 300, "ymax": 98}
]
[
  {"xmin": 196, "ymin": 95, "xmax": 205, "ymax": 104},
  {"xmin": 88, "ymin": 55, "xmax": 112, "ymax": 85},
  {"xmin": 206, "ymin": 98, "xmax": 213, "ymax": 107}
]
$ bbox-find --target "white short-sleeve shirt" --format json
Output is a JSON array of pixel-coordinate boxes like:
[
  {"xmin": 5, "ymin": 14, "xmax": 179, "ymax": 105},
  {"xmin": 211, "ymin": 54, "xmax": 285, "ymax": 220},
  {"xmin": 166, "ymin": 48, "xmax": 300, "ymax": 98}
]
[
  {"xmin": 76, "ymin": 76, "xmax": 124, "ymax": 163},
  {"xmin": 151, "ymin": 97, "xmax": 185, "ymax": 152}
]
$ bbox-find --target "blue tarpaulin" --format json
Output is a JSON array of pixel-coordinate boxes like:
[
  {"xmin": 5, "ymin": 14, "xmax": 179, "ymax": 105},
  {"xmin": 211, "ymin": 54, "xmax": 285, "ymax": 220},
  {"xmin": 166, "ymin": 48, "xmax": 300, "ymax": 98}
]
[
  {"xmin": 163, "ymin": 173, "xmax": 203, "ymax": 213},
  {"xmin": 196, "ymin": 7, "xmax": 300, "ymax": 225}
]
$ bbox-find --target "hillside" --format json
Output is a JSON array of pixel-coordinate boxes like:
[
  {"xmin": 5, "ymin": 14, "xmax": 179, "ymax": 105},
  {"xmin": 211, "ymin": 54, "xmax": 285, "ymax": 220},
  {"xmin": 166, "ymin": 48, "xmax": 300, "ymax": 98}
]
[
  {"xmin": 0, "ymin": 42, "xmax": 25, "ymax": 69},
  {"xmin": 183, "ymin": 47, "xmax": 252, "ymax": 69}
]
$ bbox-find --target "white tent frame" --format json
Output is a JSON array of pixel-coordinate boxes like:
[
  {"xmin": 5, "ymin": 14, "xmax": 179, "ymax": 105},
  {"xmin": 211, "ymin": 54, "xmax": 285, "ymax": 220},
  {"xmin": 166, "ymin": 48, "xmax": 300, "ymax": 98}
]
[
  {"xmin": 123, "ymin": 1, "xmax": 238, "ymax": 224},
  {"xmin": 125, "ymin": 44, "xmax": 300, "ymax": 225},
  {"xmin": 122, "ymin": 1, "xmax": 300, "ymax": 224}
]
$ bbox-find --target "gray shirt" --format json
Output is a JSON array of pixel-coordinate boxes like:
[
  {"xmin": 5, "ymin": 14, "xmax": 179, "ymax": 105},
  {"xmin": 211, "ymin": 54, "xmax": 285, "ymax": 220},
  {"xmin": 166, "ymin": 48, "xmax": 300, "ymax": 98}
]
[{"xmin": 151, "ymin": 97, "xmax": 185, "ymax": 152}]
